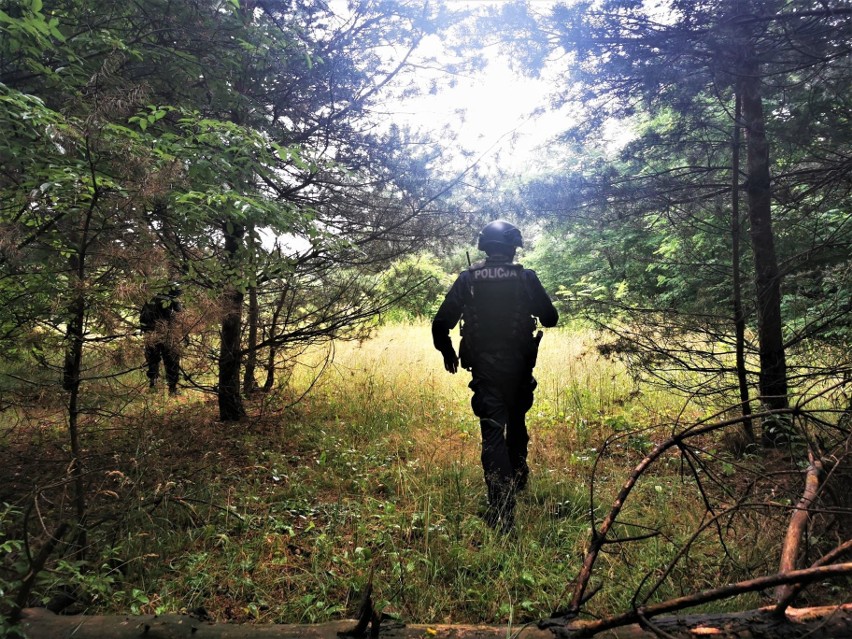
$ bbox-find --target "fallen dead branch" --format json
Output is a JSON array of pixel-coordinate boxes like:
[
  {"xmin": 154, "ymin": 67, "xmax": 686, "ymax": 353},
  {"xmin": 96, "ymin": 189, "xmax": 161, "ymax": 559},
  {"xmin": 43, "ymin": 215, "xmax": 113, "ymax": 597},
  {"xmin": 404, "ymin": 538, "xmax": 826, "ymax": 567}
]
[
  {"xmin": 775, "ymin": 538, "xmax": 852, "ymax": 614},
  {"xmin": 567, "ymin": 406, "xmax": 794, "ymax": 615},
  {"xmin": 775, "ymin": 450, "xmax": 822, "ymax": 603},
  {"xmin": 554, "ymin": 398, "xmax": 852, "ymax": 637},
  {"xmin": 18, "ymin": 603, "xmax": 852, "ymax": 639},
  {"xmin": 548, "ymin": 562, "xmax": 852, "ymax": 637}
]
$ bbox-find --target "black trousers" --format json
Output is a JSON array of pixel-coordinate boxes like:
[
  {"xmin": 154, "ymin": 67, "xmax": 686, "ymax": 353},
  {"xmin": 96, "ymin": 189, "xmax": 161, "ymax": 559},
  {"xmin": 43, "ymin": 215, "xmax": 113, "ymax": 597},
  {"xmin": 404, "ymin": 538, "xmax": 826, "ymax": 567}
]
[
  {"xmin": 468, "ymin": 351, "xmax": 536, "ymax": 516},
  {"xmin": 144, "ymin": 341, "xmax": 180, "ymax": 388}
]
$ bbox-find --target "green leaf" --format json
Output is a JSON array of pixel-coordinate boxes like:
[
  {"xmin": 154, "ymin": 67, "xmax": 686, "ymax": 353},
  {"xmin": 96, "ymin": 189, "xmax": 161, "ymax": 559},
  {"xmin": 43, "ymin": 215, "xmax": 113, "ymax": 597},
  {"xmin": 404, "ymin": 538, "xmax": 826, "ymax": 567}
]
[{"xmin": 48, "ymin": 18, "xmax": 65, "ymax": 42}]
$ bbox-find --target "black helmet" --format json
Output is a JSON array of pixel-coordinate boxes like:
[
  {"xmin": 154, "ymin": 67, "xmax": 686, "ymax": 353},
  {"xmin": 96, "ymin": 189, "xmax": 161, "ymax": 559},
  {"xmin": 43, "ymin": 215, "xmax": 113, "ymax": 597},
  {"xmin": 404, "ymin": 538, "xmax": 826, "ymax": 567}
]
[{"xmin": 477, "ymin": 220, "xmax": 523, "ymax": 254}]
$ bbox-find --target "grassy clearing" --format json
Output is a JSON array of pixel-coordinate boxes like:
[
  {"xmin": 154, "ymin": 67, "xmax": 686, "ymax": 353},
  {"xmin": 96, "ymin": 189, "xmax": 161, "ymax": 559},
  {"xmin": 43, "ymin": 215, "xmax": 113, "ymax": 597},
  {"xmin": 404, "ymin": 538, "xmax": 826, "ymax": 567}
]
[{"xmin": 1, "ymin": 323, "xmax": 781, "ymax": 625}]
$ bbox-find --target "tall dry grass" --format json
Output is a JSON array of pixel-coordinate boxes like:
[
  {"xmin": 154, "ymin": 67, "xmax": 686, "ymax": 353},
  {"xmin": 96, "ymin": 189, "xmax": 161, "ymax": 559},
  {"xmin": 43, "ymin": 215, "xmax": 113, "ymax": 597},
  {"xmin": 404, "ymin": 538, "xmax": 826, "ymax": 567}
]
[{"xmin": 1, "ymin": 322, "xmax": 769, "ymax": 626}]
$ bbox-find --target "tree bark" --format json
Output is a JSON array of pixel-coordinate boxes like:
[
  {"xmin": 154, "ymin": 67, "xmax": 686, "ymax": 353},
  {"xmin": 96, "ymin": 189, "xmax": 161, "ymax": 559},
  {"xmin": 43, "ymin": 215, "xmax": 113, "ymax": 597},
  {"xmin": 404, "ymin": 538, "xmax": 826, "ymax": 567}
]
[
  {"xmin": 62, "ymin": 278, "xmax": 88, "ymax": 555},
  {"xmin": 19, "ymin": 604, "xmax": 852, "ymax": 639},
  {"xmin": 61, "ymin": 184, "xmax": 98, "ymax": 556},
  {"xmin": 263, "ymin": 284, "xmax": 290, "ymax": 392},
  {"xmin": 776, "ymin": 539, "xmax": 852, "ymax": 614},
  {"xmin": 738, "ymin": 52, "xmax": 788, "ymax": 418},
  {"xmin": 218, "ymin": 221, "xmax": 247, "ymax": 422},
  {"xmin": 243, "ymin": 283, "xmax": 260, "ymax": 395},
  {"xmin": 558, "ymin": 563, "xmax": 852, "ymax": 637},
  {"xmin": 775, "ymin": 454, "xmax": 823, "ymax": 602},
  {"xmin": 730, "ymin": 91, "xmax": 754, "ymax": 442}
]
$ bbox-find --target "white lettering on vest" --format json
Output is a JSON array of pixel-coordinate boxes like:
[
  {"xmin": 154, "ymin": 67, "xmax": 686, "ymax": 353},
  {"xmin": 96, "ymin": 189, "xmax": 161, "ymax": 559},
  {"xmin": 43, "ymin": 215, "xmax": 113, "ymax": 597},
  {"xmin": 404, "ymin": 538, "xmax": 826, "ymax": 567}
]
[{"xmin": 473, "ymin": 266, "xmax": 519, "ymax": 280}]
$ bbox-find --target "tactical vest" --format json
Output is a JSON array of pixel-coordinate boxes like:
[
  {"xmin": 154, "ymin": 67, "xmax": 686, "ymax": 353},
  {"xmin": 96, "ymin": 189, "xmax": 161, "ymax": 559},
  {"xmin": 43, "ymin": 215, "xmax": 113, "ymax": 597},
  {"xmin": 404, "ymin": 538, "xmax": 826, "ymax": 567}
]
[
  {"xmin": 461, "ymin": 262, "xmax": 535, "ymax": 351},
  {"xmin": 140, "ymin": 294, "xmax": 177, "ymax": 332}
]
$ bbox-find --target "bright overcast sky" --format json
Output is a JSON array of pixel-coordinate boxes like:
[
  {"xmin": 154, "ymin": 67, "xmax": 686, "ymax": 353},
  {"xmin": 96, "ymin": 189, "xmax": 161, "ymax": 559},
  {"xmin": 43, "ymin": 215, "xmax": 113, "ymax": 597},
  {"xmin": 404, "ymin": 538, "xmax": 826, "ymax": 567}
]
[
  {"xmin": 401, "ymin": 67, "xmax": 574, "ymax": 177},
  {"xmin": 323, "ymin": 0, "xmax": 578, "ymax": 176},
  {"xmin": 383, "ymin": 1, "xmax": 637, "ymax": 177},
  {"xmin": 393, "ymin": 44, "xmax": 574, "ymax": 176}
]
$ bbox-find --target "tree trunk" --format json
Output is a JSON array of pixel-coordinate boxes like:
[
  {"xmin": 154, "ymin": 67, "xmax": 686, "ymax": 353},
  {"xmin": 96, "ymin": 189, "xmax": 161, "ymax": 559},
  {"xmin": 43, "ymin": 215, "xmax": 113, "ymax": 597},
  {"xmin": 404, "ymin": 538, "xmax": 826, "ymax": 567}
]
[
  {"xmin": 62, "ymin": 288, "xmax": 88, "ymax": 556},
  {"xmin": 61, "ymin": 205, "xmax": 93, "ymax": 557},
  {"xmin": 19, "ymin": 604, "xmax": 852, "ymax": 639},
  {"xmin": 263, "ymin": 284, "xmax": 290, "ymax": 392},
  {"xmin": 730, "ymin": 91, "xmax": 754, "ymax": 443},
  {"xmin": 738, "ymin": 53, "xmax": 788, "ymax": 421},
  {"xmin": 243, "ymin": 284, "xmax": 259, "ymax": 395},
  {"xmin": 218, "ymin": 222, "xmax": 246, "ymax": 422}
]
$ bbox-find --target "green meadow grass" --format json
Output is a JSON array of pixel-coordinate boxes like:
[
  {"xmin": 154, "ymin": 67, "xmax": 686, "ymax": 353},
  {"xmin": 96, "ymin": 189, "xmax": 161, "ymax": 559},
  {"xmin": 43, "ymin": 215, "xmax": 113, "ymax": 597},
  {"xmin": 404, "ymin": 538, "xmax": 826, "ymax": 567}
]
[{"xmin": 1, "ymin": 323, "xmax": 772, "ymax": 626}]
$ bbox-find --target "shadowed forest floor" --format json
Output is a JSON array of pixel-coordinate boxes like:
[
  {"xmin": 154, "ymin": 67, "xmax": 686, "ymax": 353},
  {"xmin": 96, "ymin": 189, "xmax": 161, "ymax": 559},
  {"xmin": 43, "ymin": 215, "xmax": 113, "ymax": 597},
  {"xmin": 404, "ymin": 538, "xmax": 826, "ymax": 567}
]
[{"xmin": 2, "ymin": 324, "xmax": 846, "ymax": 626}]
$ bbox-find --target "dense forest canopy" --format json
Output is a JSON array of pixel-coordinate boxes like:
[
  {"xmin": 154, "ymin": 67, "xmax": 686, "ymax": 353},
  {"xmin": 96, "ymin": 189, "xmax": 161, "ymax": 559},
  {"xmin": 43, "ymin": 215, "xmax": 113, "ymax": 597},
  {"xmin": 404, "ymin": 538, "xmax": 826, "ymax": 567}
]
[{"xmin": 1, "ymin": 0, "xmax": 851, "ymax": 636}]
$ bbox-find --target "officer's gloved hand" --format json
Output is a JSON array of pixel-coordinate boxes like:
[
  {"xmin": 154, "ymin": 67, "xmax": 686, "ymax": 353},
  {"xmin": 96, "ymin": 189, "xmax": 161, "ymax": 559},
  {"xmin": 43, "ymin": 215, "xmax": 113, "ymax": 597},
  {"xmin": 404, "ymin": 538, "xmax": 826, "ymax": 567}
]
[{"xmin": 442, "ymin": 348, "xmax": 459, "ymax": 374}]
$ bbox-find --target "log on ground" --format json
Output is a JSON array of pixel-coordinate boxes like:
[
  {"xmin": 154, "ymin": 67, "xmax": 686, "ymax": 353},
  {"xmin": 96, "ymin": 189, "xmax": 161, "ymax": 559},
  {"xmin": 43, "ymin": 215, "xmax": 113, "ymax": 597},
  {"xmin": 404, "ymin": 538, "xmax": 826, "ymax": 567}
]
[{"xmin": 18, "ymin": 604, "xmax": 852, "ymax": 639}]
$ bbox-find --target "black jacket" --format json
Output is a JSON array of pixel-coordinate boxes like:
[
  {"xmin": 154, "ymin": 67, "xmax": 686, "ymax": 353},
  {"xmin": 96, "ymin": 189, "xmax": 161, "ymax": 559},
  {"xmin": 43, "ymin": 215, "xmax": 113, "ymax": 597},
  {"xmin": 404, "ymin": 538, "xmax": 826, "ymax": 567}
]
[
  {"xmin": 432, "ymin": 258, "xmax": 558, "ymax": 357},
  {"xmin": 140, "ymin": 293, "xmax": 181, "ymax": 333}
]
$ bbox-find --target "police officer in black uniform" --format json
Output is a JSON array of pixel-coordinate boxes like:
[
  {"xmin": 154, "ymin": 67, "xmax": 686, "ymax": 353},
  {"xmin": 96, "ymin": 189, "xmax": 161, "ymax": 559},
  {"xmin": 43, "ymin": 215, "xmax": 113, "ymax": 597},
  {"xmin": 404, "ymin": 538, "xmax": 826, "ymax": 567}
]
[
  {"xmin": 140, "ymin": 283, "xmax": 184, "ymax": 394},
  {"xmin": 432, "ymin": 221, "xmax": 558, "ymax": 532}
]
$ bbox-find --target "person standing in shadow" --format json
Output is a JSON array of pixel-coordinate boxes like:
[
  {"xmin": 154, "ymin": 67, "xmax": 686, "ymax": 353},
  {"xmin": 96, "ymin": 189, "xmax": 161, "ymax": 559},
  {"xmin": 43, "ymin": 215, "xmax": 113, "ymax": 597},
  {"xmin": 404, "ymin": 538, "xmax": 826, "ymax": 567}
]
[{"xmin": 140, "ymin": 283, "xmax": 184, "ymax": 395}]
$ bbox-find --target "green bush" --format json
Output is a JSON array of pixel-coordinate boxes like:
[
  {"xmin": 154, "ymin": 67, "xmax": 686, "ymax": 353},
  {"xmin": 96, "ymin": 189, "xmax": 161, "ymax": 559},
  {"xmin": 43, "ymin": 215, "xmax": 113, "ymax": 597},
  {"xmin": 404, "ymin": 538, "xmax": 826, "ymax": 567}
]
[{"xmin": 378, "ymin": 254, "xmax": 452, "ymax": 322}]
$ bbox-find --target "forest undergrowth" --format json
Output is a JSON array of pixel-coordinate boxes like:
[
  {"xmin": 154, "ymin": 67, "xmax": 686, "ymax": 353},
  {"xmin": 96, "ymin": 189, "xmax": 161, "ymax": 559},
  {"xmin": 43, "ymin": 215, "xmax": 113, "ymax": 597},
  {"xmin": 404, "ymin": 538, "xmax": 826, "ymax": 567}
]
[{"xmin": 1, "ymin": 323, "xmax": 828, "ymax": 627}]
